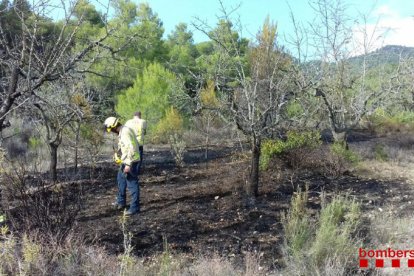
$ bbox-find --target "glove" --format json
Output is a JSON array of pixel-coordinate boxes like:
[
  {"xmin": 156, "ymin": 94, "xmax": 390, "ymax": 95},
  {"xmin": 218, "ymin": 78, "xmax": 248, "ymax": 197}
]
[{"xmin": 113, "ymin": 152, "xmax": 122, "ymax": 165}]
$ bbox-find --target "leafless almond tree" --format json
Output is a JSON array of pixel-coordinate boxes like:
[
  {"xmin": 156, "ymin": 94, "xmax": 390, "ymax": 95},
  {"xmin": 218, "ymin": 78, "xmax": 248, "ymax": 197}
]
[
  {"xmin": 0, "ymin": 0, "xmax": 130, "ymax": 136},
  {"xmin": 287, "ymin": 0, "xmax": 395, "ymax": 145},
  {"xmin": 31, "ymin": 78, "xmax": 93, "ymax": 181},
  {"xmin": 194, "ymin": 4, "xmax": 298, "ymax": 199},
  {"xmin": 392, "ymin": 56, "xmax": 414, "ymax": 111}
]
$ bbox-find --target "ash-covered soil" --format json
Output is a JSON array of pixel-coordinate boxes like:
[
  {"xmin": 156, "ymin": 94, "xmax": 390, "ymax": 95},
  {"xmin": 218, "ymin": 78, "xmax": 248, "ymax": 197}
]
[{"xmin": 71, "ymin": 140, "xmax": 414, "ymax": 269}]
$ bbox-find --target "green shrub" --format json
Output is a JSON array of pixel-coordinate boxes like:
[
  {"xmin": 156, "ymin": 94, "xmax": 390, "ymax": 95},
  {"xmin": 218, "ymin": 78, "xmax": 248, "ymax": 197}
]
[
  {"xmin": 28, "ymin": 136, "xmax": 42, "ymax": 150},
  {"xmin": 115, "ymin": 62, "xmax": 182, "ymax": 125},
  {"xmin": 151, "ymin": 107, "xmax": 184, "ymax": 144},
  {"xmin": 200, "ymin": 80, "xmax": 219, "ymax": 108},
  {"xmin": 286, "ymin": 100, "xmax": 303, "ymax": 118},
  {"xmin": 367, "ymin": 109, "xmax": 414, "ymax": 133},
  {"xmin": 282, "ymin": 190, "xmax": 362, "ymax": 275},
  {"xmin": 282, "ymin": 187, "xmax": 312, "ymax": 258},
  {"xmin": 311, "ymin": 195, "xmax": 361, "ymax": 267},
  {"xmin": 330, "ymin": 142, "xmax": 360, "ymax": 165},
  {"xmin": 260, "ymin": 131, "xmax": 321, "ymax": 170}
]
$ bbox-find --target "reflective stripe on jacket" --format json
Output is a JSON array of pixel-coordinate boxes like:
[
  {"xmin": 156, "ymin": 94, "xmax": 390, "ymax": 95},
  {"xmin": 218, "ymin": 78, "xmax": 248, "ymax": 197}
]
[{"xmin": 118, "ymin": 126, "xmax": 140, "ymax": 165}]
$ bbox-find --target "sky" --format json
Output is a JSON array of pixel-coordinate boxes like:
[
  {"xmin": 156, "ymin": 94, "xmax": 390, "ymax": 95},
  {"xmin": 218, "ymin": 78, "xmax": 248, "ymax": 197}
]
[
  {"xmin": 140, "ymin": 0, "xmax": 414, "ymax": 53},
  {"xmin": 51, "ymin": 0, "xmax": 414, "ymax": 54}
]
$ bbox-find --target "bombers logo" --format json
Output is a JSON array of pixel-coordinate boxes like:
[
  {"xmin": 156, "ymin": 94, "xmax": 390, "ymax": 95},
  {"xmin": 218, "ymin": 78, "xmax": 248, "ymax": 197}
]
[{"xmin": 359, "ymin": 248, "xmax": 414, "ymax": 268}]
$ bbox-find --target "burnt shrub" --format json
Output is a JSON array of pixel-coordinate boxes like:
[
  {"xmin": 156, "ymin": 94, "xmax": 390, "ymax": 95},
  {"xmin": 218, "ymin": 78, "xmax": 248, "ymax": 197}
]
[{"xmin": 1, "ymin": 160, "xmax": 82, "ymax": 241}]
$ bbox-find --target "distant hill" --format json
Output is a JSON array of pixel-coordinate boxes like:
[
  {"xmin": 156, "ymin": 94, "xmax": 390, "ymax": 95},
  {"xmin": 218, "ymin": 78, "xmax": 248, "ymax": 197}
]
[
  {"xmin": 298, "ymin": 45, "xmax": 414, "ymax": 70},
  {"xmin": 348, "ymin": 45, "xmax": 414, "ymax": 67}
]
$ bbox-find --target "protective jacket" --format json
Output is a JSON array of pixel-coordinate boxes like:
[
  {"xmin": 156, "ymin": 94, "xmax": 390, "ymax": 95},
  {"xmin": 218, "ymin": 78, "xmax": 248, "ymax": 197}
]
[
  {"xmin": 125, "ymin": 117, "xmax": 147, "ymax": 146},
  {"xmin": 118, "ymin": 126, "xmax": 140, "ymax": 165}
]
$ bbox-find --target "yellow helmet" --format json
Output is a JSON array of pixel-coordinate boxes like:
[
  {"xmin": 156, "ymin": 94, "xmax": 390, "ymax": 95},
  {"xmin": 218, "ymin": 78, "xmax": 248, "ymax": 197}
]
[{"xmin": 104, "ymin": 117, "xmax": 119, "ymax": 132}]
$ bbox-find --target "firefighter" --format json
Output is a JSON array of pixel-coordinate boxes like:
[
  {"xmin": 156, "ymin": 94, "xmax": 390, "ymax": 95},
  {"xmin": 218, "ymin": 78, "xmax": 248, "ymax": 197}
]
[
  {"xmin": 104, "ymin": 117, "xmax": 140, "ymax": 215},
  {"xmin": 125, "ymin": 111, "xmax": 147, "ymax": 174}
]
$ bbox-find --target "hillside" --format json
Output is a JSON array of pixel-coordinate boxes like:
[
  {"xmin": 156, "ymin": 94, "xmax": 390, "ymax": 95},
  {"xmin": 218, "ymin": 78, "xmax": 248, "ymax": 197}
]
[{"xmin": 349, "ymin": 45, "xmax": 414, "ymax": 67}]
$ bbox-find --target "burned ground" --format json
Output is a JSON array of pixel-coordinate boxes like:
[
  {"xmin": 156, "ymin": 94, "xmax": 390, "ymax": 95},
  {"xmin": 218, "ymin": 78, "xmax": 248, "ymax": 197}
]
[
  {"xmin": 3, "ymin": 131, "xmax": 413, "ymax": 272},
  {"xmin": 63, "ymin": 140, "xmax": 414, "ymax": 270}
]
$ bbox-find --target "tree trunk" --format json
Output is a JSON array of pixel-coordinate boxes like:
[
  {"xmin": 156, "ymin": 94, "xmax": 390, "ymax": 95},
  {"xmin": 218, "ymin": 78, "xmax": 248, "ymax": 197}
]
[
  {"xmin": 332, "ymin": 129, "xmax": 349, "ymax": 149},
  {"xmin": 74, "ymin": 122, "xmax": 80, "ymax": 173},
  {"xmin": 50, "ymin": 143, "xmax": 58, "ymax": 181},
  {"xmin": 247, "ymin": 137, "xmax": 261, "ymax": 198},
  {"xmin": 205, "ymin": 114, "xmax": 210, "ymax": 161},
  {"xmin": 0, "ymin": 67, "xmax": 19, "ymax": 132}
]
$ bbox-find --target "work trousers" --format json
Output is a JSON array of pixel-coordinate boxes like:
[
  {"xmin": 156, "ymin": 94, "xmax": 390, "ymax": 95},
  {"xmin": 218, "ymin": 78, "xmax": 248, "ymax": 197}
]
[{"xmin": 117, "ymin": 162, "xmax": 140, "ymax": 213}]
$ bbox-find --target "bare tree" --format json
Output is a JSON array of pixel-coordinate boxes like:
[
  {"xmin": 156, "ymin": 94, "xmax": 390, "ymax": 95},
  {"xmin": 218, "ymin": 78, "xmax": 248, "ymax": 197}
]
[
  {"xmin": 31, "ymin": 79, "xmax": 92, "ymax": 181},
  {"xmin": 288, "ymin": 0, "xmax": 393, "ymax": 145},
  {"xmin": 392, "ymin": 56, "xmax": 414, "ymax": 111},
  {"xmin": 0, "ymin": 0, "xmax": 126, "ymax": 136},
  {"xmin": 195, "ymin": 7, "xmax": 297, "ymax": 199}
]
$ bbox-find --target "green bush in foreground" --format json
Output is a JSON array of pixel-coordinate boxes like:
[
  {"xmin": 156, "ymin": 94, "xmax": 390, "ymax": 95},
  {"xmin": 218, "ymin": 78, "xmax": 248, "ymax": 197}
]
[
  {"xmin": 282, "ymin": 190, "xmax": 362, "ymax": 275},
  {"xmin": 282, "ymin": 187, "xmax": 312, "ymax": 259}
]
